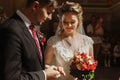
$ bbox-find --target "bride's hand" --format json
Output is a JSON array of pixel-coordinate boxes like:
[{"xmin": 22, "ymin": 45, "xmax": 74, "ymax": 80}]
[{"xmin": 57, "ymin": 66, "xmax": 66, "ymax": 76}]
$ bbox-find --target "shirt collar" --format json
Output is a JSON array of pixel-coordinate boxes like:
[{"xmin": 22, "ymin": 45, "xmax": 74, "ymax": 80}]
[{"xmin": 16, "ymin": 10, "xmax": 31, "ymax": 28}]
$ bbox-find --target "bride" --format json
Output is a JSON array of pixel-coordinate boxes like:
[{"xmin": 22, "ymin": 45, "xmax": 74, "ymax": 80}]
[{"xmin": 45, "ymin": 1, "xmax": 94, "ymax": 80}]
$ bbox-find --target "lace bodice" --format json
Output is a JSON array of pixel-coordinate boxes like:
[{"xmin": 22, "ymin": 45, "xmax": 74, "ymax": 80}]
[{"xmin": 47, "ymin": 34, "xmax": 94, "ymax": 80}]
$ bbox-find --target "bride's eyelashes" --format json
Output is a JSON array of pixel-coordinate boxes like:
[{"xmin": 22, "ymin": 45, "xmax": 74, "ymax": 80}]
[{"xmin": 63, "ymin": 21, "xmax": 75, "ymax": 25}]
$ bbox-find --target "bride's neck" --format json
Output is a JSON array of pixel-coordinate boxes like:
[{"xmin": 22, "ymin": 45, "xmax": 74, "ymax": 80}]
[{"xmin": 61, "ymin": 32, "xmax": 76, "ymax": 39}]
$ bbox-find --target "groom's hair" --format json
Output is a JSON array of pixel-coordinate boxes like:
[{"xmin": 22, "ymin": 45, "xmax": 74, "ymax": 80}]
[{"xmin": 26, "ymin": 0, "xmax": 58, "ymax": 8}]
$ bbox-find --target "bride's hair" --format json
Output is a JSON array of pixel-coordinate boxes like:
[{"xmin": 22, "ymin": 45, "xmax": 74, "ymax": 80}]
[{"xmin": 56, "ymin": 1, "xmax": 83, "ymax": 36}]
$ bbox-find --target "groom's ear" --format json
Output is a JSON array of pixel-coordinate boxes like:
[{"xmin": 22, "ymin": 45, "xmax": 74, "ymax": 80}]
[{"xmin": 31, "ymin": 1, "xmax": 40, "ymax": 10}]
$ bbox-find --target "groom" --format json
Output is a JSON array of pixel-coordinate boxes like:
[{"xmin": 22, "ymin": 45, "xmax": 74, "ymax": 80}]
[{"xmin": 0, "ymin": 0, "xmax": 65, "ymax": 80}]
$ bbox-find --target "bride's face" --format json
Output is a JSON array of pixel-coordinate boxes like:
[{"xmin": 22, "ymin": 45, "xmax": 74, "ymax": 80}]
[{"xmin": 61, "ymin": 12, "xmax": 79, "ymax": 35}]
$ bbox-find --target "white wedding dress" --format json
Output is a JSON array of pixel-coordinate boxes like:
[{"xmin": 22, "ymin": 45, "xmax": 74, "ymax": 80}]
[{"xmin": 47, "ymin": 33, "xmax": 94, "ymax": 80}]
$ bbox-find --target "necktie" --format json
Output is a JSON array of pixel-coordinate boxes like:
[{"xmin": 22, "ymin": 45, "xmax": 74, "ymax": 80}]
[{"xmin": 29, "ymin": 25, "xmax": 43, "ymax": 61}]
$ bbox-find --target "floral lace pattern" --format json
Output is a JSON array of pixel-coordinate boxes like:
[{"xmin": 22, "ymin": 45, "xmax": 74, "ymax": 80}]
[{"xmin": 47, "ymin": 35, "xmax": 93, "ymax": 62}]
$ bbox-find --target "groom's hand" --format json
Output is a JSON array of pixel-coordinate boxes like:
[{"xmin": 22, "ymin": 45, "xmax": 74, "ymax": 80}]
[{"xmin": 45, "ymin": 65, "xmax": 61, "ymax": 79}]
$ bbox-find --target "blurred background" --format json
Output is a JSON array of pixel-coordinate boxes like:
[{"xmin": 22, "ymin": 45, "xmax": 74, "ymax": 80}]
[{"xmin": 1, "ymin": 0, "xmax": 120, "ymax": 39}]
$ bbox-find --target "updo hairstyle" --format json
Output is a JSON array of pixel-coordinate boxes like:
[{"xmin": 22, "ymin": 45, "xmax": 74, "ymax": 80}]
[{"xmin": 57, "ymin": 1, "xmax": 83, "ymax": 35}]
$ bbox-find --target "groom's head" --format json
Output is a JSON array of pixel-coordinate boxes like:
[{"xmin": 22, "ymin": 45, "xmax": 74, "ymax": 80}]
[{"xmin": 23, "ymin": 0, "xmax": 58, "ymax": 25}]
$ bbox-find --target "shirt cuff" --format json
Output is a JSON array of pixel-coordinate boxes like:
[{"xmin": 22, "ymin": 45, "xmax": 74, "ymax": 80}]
[{"xmin": 43, "ymin": 70, "xmax": 47, "ymax": 80}]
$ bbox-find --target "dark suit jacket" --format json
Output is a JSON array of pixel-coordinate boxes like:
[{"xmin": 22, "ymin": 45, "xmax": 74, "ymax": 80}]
[{"xmin": 0, "ymin": 13, "xmax": 45, "ymax": 80}]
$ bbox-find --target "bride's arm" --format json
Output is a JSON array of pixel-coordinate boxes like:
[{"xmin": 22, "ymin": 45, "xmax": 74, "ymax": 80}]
[
  {"xmin": 45, "ymin": 45, "xmax": 66, "ymax": 76},
  {"xmin": 45, "ymin": 45, "xmax": 54, "ymax": 65},
  {"xmin": 89, "ymin": 46, "xmax": 94, "ymax": 58}
]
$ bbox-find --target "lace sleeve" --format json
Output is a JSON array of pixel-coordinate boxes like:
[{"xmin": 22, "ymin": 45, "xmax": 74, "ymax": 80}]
[
  {"xmin": 83, "ymin": 35, "xmax": 94, "ymax": 48},
  {"xmin": 88, "ymin": 37, "xmax": 94, "ymax": 48},
  {"xmin": 47, "ymin": 36, "xmax": 54, "ymax": 46},
  {"xmin": 47, "ymin": 36, "xmax": 57, "ymax": 46}
]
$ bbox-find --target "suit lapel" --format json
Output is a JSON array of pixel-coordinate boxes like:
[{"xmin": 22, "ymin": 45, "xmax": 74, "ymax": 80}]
[
  {"xmin": 13, "ymin": 13, "xmax": 44, "ymax": 64},
  {"xmin": 23, "ymin": 25, "xmax": 44, "ymax": 63}
]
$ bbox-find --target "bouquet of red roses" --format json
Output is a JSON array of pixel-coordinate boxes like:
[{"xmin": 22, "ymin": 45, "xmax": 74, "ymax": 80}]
[{"xmin": 70, "ymin": 52, "xmax": 98, "ymax": 80}]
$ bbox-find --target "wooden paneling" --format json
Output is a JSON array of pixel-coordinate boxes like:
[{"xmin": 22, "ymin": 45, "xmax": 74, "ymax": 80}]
[
  {"xmin": 0, "ymin": 0, "xmax": 14, "ymax": 17},
  {"xmin": 0, "ymin": 0, "xmax": 26, "ymax": 17},
  {"xmin": 0, "ymin": 0, "xmax": 120, "ymax": 33}
]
